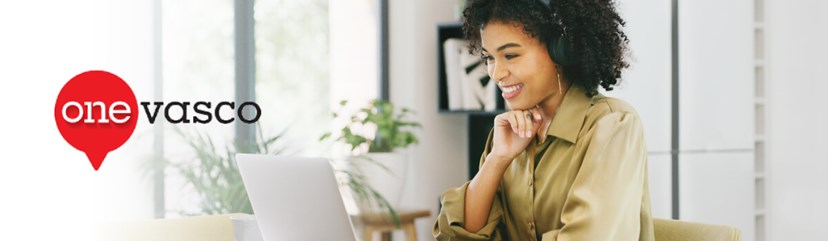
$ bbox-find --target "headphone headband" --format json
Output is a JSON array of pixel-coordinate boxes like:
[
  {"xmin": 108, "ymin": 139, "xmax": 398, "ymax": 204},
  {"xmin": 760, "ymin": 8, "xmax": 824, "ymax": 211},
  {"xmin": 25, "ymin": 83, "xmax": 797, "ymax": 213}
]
[{"xmin": 535, "ymin": 0, "xmax": 573, "ymax": 66}]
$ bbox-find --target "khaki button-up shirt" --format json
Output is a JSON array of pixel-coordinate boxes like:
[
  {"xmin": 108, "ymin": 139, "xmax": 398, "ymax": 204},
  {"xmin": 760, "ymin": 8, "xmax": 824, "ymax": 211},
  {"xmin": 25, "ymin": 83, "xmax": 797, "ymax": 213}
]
[{"xmin": 433, "ymin": 86, "xmax": 655, "ymax": 241}]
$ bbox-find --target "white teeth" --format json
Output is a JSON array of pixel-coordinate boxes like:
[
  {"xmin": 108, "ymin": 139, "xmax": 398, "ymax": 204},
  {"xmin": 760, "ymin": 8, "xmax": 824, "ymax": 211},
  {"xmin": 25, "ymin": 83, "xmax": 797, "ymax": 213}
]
[{"xmin": 502, "ymin": 84, "xmax": 522, "ymax": 94}]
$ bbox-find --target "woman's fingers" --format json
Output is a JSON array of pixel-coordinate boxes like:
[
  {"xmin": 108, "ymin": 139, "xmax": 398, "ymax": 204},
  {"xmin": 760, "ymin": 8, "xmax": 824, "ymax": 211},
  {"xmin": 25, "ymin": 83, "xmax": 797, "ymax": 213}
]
[
  {"xmin": 498, "ymin": 109, "xmax": 544, "ymax": 138},
  {"xmin": 520, "ymin": 110, "xmax": 535, "ymax": 138},
  {"xmin": 506, "ymin": 111, "xmax": 519, "ymax": 135},
  {"xmin": 516, "ymin": 111, "xmax": 528, "ymax": 138},
  {"xmin": 524, "ymin": 110, "xmax": 535, "ymax": 137},
  {"xmin": 531, "ymin": 107, "xmax": 542, "ymax": 123}
]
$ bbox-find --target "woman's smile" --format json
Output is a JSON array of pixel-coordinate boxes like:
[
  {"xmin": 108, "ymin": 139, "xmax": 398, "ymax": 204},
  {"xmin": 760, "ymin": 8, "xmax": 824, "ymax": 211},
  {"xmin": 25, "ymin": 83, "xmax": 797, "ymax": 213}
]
[{"xmin": 500, "ymin": 82, "xmax": 524, "ymax": 99}]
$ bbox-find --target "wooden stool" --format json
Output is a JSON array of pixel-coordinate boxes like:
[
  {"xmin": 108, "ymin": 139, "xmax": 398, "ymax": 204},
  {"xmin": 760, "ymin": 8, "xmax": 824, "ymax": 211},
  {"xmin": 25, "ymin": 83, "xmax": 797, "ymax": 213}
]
[{"xmin": 359, "ymin": 209, "xmax": 431, "ymax": 241}]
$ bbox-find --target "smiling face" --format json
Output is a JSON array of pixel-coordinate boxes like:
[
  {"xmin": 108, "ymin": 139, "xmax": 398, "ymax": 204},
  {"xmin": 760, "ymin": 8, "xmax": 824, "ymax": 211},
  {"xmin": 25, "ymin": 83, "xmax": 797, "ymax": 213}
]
[{"xmin": 481, "ymin": 21, "xmax": 561, "ymax": 110}]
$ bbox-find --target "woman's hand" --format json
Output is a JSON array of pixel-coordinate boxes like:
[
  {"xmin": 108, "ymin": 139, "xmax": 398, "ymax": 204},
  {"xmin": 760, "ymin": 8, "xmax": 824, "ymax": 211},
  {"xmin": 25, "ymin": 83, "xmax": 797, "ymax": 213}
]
[
  {"xmin": 463, "ymin": 107, "xmax": 544, "ymax": 233},
  {"xmin": 488, "ymin": 107, "xmax": 543, "ymax": 165}
]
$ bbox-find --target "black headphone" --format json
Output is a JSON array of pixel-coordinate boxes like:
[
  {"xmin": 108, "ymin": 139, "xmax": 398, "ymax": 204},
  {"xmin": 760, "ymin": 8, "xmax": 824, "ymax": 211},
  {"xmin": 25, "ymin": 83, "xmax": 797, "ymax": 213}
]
[{"xmin": 538, "ymin": 0, "xmax": 574, "ymax": 66}]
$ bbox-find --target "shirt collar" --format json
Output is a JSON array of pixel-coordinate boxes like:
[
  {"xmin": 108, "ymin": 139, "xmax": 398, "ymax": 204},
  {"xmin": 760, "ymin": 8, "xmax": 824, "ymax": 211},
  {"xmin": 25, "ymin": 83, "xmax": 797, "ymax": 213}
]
[{"xmin": 546, "ymin": 85, "xmax": 596, "ymax": 144}]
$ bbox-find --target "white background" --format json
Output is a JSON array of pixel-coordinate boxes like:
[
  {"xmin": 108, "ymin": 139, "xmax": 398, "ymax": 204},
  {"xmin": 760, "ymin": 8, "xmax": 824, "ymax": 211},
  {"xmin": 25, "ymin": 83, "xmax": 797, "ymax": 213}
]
[{"xmin": 0, "ymin": 0, "xmax": 155, "ymax": 240}]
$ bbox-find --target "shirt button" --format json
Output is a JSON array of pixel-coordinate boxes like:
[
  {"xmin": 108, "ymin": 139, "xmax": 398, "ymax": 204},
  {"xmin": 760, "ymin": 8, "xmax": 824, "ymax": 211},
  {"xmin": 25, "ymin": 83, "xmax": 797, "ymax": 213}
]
[{"xmin": 529, "ymin": 180, "xmax": 533, "ymax": 187}]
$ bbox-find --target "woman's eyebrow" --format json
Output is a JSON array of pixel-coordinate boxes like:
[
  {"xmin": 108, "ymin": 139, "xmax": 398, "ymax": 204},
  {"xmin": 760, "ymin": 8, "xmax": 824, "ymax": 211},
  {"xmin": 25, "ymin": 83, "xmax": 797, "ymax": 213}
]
[{"xmin": 482, "ymin": 43, "xmax": 522, "ymax": 53}]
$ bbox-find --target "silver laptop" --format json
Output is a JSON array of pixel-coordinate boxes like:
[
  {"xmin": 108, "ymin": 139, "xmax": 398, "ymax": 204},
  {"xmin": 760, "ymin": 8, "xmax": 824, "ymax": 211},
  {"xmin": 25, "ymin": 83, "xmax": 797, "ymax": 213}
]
[{"xmin": 236, "ymin": 154, "xmax": 357, "ymax": 241}]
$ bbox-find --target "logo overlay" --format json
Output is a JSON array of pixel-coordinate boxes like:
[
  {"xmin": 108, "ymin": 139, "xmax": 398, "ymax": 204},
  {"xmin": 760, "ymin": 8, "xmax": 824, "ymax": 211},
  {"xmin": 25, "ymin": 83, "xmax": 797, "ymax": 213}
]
[{"xmin": 54, "ymin": 70, "xmax": 138, "ymax": 171}]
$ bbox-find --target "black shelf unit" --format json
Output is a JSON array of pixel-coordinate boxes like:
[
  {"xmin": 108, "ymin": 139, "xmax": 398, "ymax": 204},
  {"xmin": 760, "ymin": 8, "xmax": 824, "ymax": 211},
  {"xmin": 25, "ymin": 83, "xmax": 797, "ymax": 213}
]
[
  {"xmin": 465, "ymin": 113, "xmax": 501, "ymax": 179},
  {"xmin": 437, "ymin": 22, "xmax": 464, "ymax": 112},
  {"xmin": 437, "ymin": 22, "xmax": 507, "ymax": 180}
]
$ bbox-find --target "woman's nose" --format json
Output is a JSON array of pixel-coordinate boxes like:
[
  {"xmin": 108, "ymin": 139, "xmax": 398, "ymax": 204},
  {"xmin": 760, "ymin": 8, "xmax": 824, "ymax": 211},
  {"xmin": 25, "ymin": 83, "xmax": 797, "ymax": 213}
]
[{"xmin": 489, "ymin": 62, "xmax": 508, "ymax": 81}]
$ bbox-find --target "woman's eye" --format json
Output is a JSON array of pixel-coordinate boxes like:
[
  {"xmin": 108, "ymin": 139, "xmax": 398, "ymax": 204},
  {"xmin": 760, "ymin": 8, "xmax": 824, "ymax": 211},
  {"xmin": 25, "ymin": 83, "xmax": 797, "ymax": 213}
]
[{"xmin": 505, "ymin": 54, "xmax": 518, "ymax": 60}]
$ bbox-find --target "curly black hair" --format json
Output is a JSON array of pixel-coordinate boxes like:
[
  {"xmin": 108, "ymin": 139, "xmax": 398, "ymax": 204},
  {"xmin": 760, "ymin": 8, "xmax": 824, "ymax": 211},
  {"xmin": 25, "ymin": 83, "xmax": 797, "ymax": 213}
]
[{"xmin": 462, "ymin": 0, "xmax": 630, "ymax": 97}]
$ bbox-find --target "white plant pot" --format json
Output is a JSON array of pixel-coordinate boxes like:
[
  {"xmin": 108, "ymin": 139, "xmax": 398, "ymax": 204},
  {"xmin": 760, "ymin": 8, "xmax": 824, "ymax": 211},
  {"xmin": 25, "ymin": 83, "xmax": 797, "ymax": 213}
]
[
  {"xmin": 230, "ymin": 214, "xmax": 264, "ymax": 241},
  {"xmin": 346, "ymin": 151, "xmax": 407, "ymax": 214}
]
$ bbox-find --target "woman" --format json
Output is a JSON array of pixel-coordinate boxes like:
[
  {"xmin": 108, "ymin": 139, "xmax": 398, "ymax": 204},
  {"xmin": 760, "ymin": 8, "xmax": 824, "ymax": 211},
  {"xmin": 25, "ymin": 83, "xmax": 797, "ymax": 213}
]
[{"xmin": 433, "ymin": 0, "xmax": 654, "ymax": 240}]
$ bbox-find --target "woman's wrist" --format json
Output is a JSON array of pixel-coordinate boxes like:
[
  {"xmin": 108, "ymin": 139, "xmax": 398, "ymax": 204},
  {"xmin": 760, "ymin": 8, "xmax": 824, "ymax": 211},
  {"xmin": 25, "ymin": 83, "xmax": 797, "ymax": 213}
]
[{"xmin": 485, "ymin": 153, "xmax": 513, "ymax": 170}]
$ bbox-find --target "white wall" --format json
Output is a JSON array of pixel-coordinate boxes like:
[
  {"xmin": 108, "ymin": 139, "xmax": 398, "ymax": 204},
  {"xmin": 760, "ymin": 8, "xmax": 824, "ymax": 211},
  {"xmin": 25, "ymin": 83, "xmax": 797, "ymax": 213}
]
[
  {"xmin": 388, "ymin": 0, "xmax": 468, "ymax": 240},
  {"xmin": 765, "ymin": 0, "xmax": 828, "ymax": 240},
  {"xmin": 678, "ymin": 0, "xmax": 756, "ymax": 240}
]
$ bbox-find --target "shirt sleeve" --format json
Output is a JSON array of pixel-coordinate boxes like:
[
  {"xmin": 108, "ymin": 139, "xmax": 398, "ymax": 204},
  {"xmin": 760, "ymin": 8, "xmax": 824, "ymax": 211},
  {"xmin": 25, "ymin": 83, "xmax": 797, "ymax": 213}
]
[
  {"xmin": 541, "ymin": 112, "xmax": 649, "ymax": 241},
  {"xmin": 433, "ymin": 181, "xmax": 505, "ymax": 241},
  {"xmin": 433, "ymin": 130, "xmax": 505, "ymax": 241}
]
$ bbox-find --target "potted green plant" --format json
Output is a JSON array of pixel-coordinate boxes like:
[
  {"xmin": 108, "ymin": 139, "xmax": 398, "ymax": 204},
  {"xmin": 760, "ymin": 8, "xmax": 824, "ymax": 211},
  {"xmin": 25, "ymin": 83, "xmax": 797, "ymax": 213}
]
[
  {"xmin": 170, "ymin": 124, "xmax": 285, "ymax": 216},
  {"xmin": 321, "ymin": 99, "xmax": 421, "ymax": 213}
]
